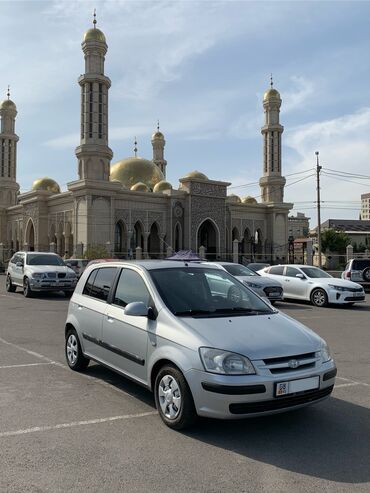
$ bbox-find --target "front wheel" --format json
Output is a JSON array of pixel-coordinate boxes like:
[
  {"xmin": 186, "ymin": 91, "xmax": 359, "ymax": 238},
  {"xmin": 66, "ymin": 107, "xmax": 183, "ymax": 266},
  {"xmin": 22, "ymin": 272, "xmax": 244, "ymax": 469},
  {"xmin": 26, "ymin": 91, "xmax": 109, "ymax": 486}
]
[
  {"xmin": 310, "ymin": 288, "xmax": 328, "ymax": 307},
  {"xmin": 6, "ymin": 275, "xmax": 16, "ymax": 292},
  {"xmin": 154, "ymin": 365, "xmax": 197, "ymax": 430},
  {"xmin": 23, "ymin": 278, "xmax": 34, "ymax": 298},
  {"xmin": 65, "ymin": 328, "xmax": 90, "ymax": 371}
]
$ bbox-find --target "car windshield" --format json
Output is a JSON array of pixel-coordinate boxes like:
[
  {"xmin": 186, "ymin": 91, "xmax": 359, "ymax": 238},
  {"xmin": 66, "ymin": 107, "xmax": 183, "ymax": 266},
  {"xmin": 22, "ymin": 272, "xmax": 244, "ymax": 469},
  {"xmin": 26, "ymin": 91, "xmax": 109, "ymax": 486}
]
[
  {"xmin": 300, "ymin": 267, "xmax": 332, "ymax": 279},
  {"xmin": 149, "ymin": 267, "xmax": 273, "ymax": 317},
  {"xmin": 223, "ymin": 264, "xmax": 258, "ymax": 277},
  {"xmin": 27, "ymin": 254, "xmax": 65, "ymax": 266}
]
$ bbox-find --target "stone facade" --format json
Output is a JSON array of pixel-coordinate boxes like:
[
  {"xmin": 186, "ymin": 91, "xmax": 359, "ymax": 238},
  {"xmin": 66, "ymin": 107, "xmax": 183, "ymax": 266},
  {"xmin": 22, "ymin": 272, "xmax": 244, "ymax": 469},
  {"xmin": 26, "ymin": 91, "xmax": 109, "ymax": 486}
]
[{"xmin": 0, "ymin": 22, "xmax": 292, "ymax": 264}]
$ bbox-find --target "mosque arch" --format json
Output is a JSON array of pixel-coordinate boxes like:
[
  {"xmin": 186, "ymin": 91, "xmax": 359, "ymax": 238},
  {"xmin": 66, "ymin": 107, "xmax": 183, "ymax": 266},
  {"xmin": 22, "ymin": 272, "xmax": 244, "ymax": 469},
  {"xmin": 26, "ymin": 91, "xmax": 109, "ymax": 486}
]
[
  {"xmin": 241, "ymin": 227, "xmax": 251, "ymax": 258},
  {"xmin": 25, "ymin": 218, "xmax": 35, "ymax": 251},
  {"xmin": 174, "ymin": 222, "xmax": 183, "ymax": 252},
  {"xmin": 114, "ymin": 220, "xmax": 127, "ymax": 257},
  {"xmin": 148, "ymin": 222, "xmax": 161, "ymax": 258},
  {"xmin": 232, "ymin": 227, "xmax": 240, "ymax": 241},
  {"xmin": 131, "ymin": 220, "xmax": 144, "ymax": 253},
  {"xmin": 197, "ymin": 218, "xmax": 219, "ymax": 260}
]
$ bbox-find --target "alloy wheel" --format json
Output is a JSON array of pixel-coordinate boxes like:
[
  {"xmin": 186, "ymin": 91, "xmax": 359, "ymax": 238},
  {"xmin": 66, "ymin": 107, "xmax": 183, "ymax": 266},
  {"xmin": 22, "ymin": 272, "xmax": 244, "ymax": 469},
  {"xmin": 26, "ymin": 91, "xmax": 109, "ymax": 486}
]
[
  {"xmin": 66, "ymin": 333, "xmax": 78, "ymax": 366},
  {"xmin": 312, "ymin": 289, "xmax": 327, "ymax": 307}
]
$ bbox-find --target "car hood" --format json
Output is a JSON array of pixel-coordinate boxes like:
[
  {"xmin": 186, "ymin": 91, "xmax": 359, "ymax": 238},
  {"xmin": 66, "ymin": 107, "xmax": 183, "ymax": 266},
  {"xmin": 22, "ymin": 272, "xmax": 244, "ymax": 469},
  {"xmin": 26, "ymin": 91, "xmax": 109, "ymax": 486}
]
[
  {"xmin": 180, "ymin": 311, "xmax": 322, "ymax": 360},
  {"xmin": 310, "ymin": 278, "xmax": 363, "ymax": 289},
  {"xmin": 236, "ymin": 275, "xmax": 282, "ymax": 287},
  {"xmin": 26, "ymin": 265, "xmax": 74, "ymax": 274}
]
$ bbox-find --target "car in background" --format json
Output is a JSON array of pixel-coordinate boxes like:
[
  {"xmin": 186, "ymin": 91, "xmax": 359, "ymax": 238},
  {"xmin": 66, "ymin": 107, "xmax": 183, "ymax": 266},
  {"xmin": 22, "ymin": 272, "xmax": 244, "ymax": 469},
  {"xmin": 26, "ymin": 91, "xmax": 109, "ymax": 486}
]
[
  {"xmin": 65, "ymin": 260, "xmax": 336, "ymax": 430},
  {"xmin": 247, "ymin": 262, "xmax": 270, "ymax": 273},
  {"xmin": 6, "ymin": 251, "xmax": 77, "ymax": 298},
  {"xmin": 201, "ymin": 261, "xmax": 283, "ymax": 303},
  {"xmin": 258, "ymin": 264, "xmax": 365, "ymax": 307},
  {"xmin": 342, "ymin": 258, "xmax": 370, "ymax": 291},
  {"xmin": 65, "ymin": 259, "xmax": 89, "ymax": 278}
]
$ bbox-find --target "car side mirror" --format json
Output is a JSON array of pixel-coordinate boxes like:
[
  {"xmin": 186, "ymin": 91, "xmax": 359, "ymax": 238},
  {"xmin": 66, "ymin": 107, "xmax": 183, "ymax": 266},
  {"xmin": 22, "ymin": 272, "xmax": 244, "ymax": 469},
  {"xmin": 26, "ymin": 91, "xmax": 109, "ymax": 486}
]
[
  {"xmin": 124, "ymin": 301, "xmax": 150, "ymax": 317},
  {"xmin": 296, "ymin": 273, "xmax": 305, "ymax": 279}
]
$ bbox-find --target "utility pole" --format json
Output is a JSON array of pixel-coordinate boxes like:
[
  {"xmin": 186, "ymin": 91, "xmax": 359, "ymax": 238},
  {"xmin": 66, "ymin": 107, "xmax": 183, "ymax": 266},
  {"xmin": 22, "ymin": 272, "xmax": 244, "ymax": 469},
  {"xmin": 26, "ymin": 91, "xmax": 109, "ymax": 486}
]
[{"xmin": 315, "ymin": 151, "xmax": 322, "ymax": 268}]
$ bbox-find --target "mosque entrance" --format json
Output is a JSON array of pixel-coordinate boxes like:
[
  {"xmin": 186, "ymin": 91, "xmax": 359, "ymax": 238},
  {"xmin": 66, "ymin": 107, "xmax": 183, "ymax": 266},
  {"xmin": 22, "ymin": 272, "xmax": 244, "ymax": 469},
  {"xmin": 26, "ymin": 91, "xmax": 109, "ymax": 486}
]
[
  {"xmin": 25, "ymin": 220, "xmax": 35, "ymax": 251},
  {"xmin": 197, "ymin": 219, "xmax": 218, "ymax": 260},
  {"xmin": 148, "ymin": 223, "xmax": 160, "ymax": 258}
]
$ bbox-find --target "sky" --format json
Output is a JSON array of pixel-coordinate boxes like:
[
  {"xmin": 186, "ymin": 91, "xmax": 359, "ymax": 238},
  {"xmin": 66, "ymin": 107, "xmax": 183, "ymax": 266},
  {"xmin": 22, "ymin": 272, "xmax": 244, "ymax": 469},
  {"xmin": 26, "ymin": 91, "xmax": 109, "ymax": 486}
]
[{"xmin": 1, "ymin": 0, "xmax": 370, "ymax": 227}]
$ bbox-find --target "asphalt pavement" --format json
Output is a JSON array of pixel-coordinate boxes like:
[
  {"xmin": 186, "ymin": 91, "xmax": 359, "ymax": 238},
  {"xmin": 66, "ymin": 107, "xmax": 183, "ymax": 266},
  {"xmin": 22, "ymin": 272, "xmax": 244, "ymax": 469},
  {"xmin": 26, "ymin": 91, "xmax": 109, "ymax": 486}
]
[{"xmin": 0, "ymin": 276, "xmax": 369, "ymax": 493}]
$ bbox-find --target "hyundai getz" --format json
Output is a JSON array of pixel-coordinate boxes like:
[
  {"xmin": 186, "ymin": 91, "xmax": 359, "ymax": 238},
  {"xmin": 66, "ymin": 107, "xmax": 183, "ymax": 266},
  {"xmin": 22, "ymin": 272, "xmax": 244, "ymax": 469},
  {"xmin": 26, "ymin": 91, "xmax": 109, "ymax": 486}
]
[{"xmin": 65, "ymin": 261, "xmax": 336, "ymax": 430}]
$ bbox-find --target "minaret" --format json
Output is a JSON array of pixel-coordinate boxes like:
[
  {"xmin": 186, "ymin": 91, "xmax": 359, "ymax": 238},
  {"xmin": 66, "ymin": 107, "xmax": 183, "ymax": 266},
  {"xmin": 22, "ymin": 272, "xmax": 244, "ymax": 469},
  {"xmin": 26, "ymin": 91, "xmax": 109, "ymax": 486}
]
[
  {"xmin": 0, "ymin": 87, "xmax": 20, "ymax": 207},
  {"xmin": 75, "ymin": 11, "xmax": 113, "ymax": 181},
  {"xmin": 151, "ymin": 121, "xmax": 167, "ymax": 178},
  {"xmin": 259, "ymin": 77, "xmax": 286, "ymax": 203}
]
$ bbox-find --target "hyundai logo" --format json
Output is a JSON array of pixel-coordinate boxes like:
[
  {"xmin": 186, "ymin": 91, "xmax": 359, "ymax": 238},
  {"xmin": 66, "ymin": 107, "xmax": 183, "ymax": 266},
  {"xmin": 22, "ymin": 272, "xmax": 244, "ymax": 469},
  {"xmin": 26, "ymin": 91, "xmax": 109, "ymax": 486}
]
[{"xmin": 288, "ymin": 359, "xmax": 299, "ymax": 369}]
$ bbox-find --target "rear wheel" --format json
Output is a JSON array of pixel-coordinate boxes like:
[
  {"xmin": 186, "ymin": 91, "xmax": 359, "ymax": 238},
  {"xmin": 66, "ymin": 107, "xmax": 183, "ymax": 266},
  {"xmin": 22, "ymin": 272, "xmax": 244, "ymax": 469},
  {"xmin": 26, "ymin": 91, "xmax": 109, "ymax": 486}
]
[
  {"xmin": 154, "ymin": 365, "xmax": 197, "ymax": 430},
  {"xmin": 310, "ymin": 288, "xmax": 328, "ymax": 307},
  {"xmin": 6, "ymin": 275, "xmax": 16, "ymax": 293},
  {"xmin": 65, "ymin": 328, "xmax": 90, "ymax": 371},
  {"xmin": 23, "ymin": 278, "xmax": 34, "ymax": 298},
  {"xmin": 362, "ymin": 267, "xmax": 370, "ymax": 282}
]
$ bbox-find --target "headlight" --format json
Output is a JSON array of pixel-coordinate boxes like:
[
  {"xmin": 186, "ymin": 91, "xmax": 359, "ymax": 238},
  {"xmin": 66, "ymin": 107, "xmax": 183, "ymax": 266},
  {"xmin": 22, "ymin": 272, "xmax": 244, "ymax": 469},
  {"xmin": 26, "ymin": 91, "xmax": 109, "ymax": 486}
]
[
  {"xmin": 31, "ymin": 273, "xmax": 44, "ymax": 279},
  {"xmin": 328, "ymin": 284, "xmax": 347, "ymax": 292},
  {"xmin": 67, "ymin": 272, "xmax": 77, "ymax": 278},
  {"xmin": 244, "ymin": 281, "xmax": 260, "ymax": 289},
  {"xmin": 317, "ymin": 341, "xmax": 332, "ymax": 363},
  {"xmin": 199, "ymin": 347, "xmax": 256, "ymax": 375}
]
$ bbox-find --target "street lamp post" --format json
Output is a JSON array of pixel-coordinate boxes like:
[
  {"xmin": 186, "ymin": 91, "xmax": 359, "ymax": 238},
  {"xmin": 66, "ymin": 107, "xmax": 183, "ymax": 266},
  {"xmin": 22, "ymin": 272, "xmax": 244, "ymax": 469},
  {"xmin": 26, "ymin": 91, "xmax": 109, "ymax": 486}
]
[{"xmin": 315, "ymin": 151, "xmax": 322, "ymax": 268}]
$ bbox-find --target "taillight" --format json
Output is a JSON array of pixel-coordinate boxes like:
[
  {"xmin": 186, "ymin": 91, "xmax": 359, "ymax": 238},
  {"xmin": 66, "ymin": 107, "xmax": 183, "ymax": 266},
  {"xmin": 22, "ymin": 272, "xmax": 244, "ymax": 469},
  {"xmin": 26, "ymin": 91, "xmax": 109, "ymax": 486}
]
[{"xmin": 345, "ymin": 271, "xmax": 351, "ymax": 279}]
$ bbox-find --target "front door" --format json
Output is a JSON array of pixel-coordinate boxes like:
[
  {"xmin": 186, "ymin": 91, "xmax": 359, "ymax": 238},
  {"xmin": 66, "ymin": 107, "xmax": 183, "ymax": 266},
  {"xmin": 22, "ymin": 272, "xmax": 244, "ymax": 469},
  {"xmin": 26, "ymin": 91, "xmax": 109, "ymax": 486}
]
[
  {"xmin": 102, "ymin": 268, "xmax": 152, "ymax": 385},
  {"xmin": 283, "ymin": 266, "xmax": 308, "ymax": 299}
]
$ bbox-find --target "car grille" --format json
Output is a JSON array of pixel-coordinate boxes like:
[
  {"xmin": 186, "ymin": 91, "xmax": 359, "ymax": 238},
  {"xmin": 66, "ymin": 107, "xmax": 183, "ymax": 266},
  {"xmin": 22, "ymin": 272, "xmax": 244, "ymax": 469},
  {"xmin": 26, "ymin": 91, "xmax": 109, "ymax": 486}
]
[
  {"xmin": 344, "ymin": 296, "xmax": 365, "ymax": 302},
  {"xmin": 229, "ymin": 385, "xmax": 334, "ymax": 414},
  {"xmin": 46, "ymin": 273, "xmax": 57, "ymax": 279},
  {"xmin": 263, "ymin": 352, "xmax": 317, "ymax": 374},
  {"xmin": 263, "ymin": 286, "xmax": 283, "ymax": 297},
  {"xmin": 346, "ymin": 287, "xmax": 364, "ymax": 293},
  {"xmin": 58, "ymin": 273, "xmax": 66, "ymax": 279}
]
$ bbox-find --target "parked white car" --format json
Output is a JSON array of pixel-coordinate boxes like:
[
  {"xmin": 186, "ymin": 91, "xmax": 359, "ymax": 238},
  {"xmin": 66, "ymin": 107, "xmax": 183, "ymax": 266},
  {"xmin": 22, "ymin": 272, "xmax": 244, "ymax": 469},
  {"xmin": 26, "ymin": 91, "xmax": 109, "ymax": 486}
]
[
  {"xmin": 6, "ymin": 251, "xmax": 77, "ymax": 298},
  {"xmin": 258, "ymin": 264, "xmax": 365, "ymax": 307}
]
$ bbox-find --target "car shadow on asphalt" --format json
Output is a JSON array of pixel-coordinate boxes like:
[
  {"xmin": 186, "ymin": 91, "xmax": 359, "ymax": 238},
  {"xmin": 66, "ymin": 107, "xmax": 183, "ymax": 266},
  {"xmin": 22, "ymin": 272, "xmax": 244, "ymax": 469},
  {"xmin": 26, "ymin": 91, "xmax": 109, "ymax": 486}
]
[
  {"xmin": 10, "ymin": 289, "xmax": 69, "ymax": 301},
  {"xmin": 84, "ymin": 363, "xmax": 155, "ymax": 408},
  {"xmin": 184, "ymin": 397, "xmax": 370, "ymax": 483}
]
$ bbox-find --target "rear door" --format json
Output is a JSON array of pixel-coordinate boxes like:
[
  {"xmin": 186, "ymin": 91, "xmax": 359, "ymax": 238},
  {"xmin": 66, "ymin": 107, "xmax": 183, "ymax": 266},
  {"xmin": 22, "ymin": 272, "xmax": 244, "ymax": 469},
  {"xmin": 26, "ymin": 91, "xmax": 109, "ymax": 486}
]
[{"xmin": 102, "ymin": 268, "xmax": 152, "ymax": 384}]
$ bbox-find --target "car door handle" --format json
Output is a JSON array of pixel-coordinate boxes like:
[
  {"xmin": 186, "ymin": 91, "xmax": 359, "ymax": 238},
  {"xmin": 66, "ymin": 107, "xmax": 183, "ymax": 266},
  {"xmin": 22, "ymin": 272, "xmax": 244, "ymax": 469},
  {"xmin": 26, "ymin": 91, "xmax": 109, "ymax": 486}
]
[
  {"xmin": 106, "ymin": 316, "xmax": 114, "ymax": 323},
  {"xmin": 77, "ymin": 305, "xmax": 83, "ymax": 310}
]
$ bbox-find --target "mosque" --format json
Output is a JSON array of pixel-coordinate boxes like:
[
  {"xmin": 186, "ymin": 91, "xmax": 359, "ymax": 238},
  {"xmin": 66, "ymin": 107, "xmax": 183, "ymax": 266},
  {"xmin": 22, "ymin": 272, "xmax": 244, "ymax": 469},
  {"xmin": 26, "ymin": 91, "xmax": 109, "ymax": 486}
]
[{"xmin": 0, "ymin": 18, "xmax": 292, "ymax": 262}]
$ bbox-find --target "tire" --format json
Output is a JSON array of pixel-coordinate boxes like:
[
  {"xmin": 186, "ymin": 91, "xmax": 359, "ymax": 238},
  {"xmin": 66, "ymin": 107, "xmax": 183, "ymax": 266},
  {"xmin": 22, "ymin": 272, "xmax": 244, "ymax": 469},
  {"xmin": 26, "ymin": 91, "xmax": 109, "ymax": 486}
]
[
  {"xmin": 23, "ymin": 278, "xmax": 34, "ymax": 298},
  {"xmin": 65, "ymin": 328, "xmax": 90, "ymax": 371},
  {"xmin": 310, "ymin": 288, "xmax": 328, "ymax": 307},
  {"xmin": 64, "ymin": 291, "xmax": 73, "ymax": 298},
  {"xmin": 6, "ymin": 275, "xmax": 16, "ymax": 293},
  {"xmin": 362, "ymin": 267, "xmax": 370, "ymax": 282},
  {"xmin": 154, "ymin": 365, "xmax": 197, "ymax": 430}
]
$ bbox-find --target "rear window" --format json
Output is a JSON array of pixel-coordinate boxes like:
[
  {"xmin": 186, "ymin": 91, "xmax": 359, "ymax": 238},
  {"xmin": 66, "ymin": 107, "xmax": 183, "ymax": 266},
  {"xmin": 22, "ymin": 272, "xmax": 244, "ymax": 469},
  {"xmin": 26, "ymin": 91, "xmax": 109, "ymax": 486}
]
[
  {"xmin": 352, "ymin": 260, "xmax": 370, "ymax": 270},
  {"xmin": 269, "ymin": 266, "xmax": 284, "ymax": 275},
  {"xmin": 83, "ymin": 267, "xmax": 117, "ymax": 302}
]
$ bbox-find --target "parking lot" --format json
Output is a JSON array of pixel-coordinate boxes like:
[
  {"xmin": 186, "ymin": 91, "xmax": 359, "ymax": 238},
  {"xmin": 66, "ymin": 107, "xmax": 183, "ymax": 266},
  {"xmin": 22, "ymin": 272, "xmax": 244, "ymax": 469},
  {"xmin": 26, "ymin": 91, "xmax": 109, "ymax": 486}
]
[{"xmin": 0, "ymin": 276, "xmax": 369, "ymax": 493}]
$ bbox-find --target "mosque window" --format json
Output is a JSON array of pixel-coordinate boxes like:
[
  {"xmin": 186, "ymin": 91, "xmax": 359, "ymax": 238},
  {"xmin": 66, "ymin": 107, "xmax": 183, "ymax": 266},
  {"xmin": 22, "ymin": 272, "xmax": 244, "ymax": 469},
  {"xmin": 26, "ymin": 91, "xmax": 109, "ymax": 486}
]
[
  {"xmin": 13, "ymin": 144, "xmax": 16, "ymax": 179},
  {"xmin": 1, "ymin": 139, "xmax": 5, "ymax": 177},
  {"xmin": 89, "ymin": 83, "xmax": 93, "ymax": 138},
  {"xmin": 270, "ymin": 132, "xmax": 274, "ymax": 172},
  {"xmin": 98, "ymin": 83, "xmax": 103, "ymax": 139},
  {"xmin": 81, "ymin": 86, "xmax": 85, "ymax": 138}
]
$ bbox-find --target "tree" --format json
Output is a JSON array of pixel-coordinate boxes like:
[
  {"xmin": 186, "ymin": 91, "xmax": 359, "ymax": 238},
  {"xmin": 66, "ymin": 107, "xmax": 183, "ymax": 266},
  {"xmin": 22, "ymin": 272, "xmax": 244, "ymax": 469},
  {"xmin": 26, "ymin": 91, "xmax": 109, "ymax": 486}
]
[
  {"xmin": 321, "ymin": 229, "xmax": 351, "ymax": 253},
  {"xmin": 83, "ymin": 245, "xmax": 110, "ymax": 260}
]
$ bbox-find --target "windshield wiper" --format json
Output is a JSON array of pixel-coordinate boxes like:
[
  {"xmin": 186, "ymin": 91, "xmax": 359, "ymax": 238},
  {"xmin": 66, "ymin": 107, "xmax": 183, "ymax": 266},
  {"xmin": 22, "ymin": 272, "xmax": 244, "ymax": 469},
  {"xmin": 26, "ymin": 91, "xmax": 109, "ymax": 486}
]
[
  {"xmin": 214, "ymin": 307, "xmax": 270, "ymax": 315},
  {"xmin": 173, "ymin": 309, "xmax": 216, "ymax": 317}
]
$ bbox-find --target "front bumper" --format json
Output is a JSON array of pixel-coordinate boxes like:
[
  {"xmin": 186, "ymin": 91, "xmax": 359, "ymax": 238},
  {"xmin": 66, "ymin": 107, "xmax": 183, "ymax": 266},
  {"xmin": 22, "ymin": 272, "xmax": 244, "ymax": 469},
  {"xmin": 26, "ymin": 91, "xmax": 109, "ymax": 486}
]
[
  {"xmin": 185, "ymin": 361, "xmax": 336, "ymax": 419},
  {"xmin": 327, "ymin": 289, "xmax": 365, "ymax": 304},
  {"xmin": 29, "ymin": 279, "xmax": 77, "ymax": 291}
]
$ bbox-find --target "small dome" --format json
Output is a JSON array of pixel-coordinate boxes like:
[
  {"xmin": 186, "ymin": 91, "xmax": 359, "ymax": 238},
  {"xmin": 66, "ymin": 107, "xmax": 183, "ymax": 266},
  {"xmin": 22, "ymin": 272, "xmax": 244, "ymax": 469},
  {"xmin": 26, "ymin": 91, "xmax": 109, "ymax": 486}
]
[
  {"xmin": 131, "ymin": 182, "xmax": 150, "ymax": 192},
  {"xmin": 242, "ymin": 196, "xmax": 258, "ymax": 204},
  {"xmin": 110, "ymin": 157, "xmax": 164, "ymax": 190},
  {"xmin": 152, "ymin": 131, "xmax": 165, "ymax": 141},
  {"xmin": 263, "ymin": 88, "xmax": 280, "ymax": 101},
  {"xmin": 32, "ymin": 177, "xmax": 61, "ymax": 194},
  {"xmin": 84, "ymin": 28, "xmax": 106, "ymax": 43},
  {"xmin": 0, "ymin": 99, "xmax": 16, "ymax": 111},
  {"xmin": 182, "ymin": 170, "xmax": 209, "ymax": 181},
  {"xmin": 153, "ymin": 180, "xmax": 172, "ymax": 193},
  {"xmin": 227, "ymin": 194, "xmax": 242, "ymax": 203}
]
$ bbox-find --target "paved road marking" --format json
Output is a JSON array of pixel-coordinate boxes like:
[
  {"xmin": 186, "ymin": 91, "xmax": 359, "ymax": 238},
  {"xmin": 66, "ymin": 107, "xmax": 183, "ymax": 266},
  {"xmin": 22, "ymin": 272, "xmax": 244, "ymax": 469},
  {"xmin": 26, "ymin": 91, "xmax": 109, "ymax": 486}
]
[
  {"xmin": 0, "ymin": 411, "xmax": 158, "ymax": 438},
  {"xmin": 335, "ymin": 376, "xmax": 370, "ymax": 388},
  {"xmin": 0, "ymin": 362, "xmax": 56, "ymax": 369},
  {"xmin": 335, "ymin": 382, "xmax": 362, "ymax": 389}
]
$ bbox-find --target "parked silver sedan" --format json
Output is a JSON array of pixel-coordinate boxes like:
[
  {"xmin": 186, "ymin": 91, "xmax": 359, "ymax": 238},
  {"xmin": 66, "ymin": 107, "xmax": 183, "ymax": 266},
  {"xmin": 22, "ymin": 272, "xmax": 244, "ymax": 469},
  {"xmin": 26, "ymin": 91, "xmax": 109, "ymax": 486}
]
[
  {"xmin": 258, "ymin": 264, "xmax": 365, "ymax": 307},
  {"xmin": 202, "ymin": 261, "xmax": 283, "ymax": 303},
  {"xmin": 65, "ymin": 261, "xmax": 336, "ymax": 430}
]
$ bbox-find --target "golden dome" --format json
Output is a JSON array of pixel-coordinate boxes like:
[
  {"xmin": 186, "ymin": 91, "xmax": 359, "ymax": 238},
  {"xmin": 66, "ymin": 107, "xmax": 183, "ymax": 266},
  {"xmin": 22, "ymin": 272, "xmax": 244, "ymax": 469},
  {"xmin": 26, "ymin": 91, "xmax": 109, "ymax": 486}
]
[
  {"xmin": 242, "ymin": 196, "xmax": 258, "ymax": 204},
  {"xmin": 263, "ymin": 88, "xmax": 280, "ymax": 101},
  {"xmin": 84, "ymin": 28, "xmax": 106, "ymax": 43},
  {"xmin": 32, "ymin": 177, "xmax": 61, "ymax": 194},
  {"xmin": 0, "ymin": 99, "xmax": 16, "ymax": 111},
  {"xmin": 182, "ymin": 170, "xmax": 209, "ymax": 181},
  {"xmin": 152, "ymin": 131, "xmax": 165, "ymax": 140},
  {"xmin": 227, "ymin": 194, "xmax": 242, "ymax": 203},
  {"xmin": 153, "ymin": 180, "xmax": 172, "ymax": 193},
  {"xmin": 131, "ymin": 182, "xmax": 150, "ymax": 192},
  {"xmin": 110, "ymin": 157, "xmax": 164, "ymax": 190}
]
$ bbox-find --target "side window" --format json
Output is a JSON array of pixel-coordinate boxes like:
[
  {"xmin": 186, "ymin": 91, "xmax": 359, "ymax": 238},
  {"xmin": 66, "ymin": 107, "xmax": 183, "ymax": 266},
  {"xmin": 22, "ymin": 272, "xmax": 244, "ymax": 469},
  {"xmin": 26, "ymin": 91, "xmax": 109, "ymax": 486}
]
[
  {"xmin": 269, "ymin": 266, "xmax": 284, "ymax": 276},
  {"xmin": 89, "ymin": 268, "xmax": 117, "ymax": 302},
  {"xmin": 286, "ymin": 267, "xmax": 300, "ymax": 278},
  {"xmin": 10, "ymin": 254, "xmax": 18, "ymax": 265},
  {"xmin": 83, "ymin": 269, "xmax": 98, "ymax": 296},
  {"xmin": 113, "ymin": 269, "xmax": 151, "ymax": 307}
]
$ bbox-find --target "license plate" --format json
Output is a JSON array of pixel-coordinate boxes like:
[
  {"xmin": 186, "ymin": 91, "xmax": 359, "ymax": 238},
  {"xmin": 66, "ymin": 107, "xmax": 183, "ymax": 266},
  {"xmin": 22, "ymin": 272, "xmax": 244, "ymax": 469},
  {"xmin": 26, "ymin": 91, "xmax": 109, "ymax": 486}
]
[
  {"xmin": 354, "ymin": 292, "xmax": 363, "ymax": 297},
  {"xmin": 275, "ymin": 376, "xmax": 319, "ymax": 397},
  {"xmin": 58, "ymin": 282, "xmax": 66, "ymax": 287}
]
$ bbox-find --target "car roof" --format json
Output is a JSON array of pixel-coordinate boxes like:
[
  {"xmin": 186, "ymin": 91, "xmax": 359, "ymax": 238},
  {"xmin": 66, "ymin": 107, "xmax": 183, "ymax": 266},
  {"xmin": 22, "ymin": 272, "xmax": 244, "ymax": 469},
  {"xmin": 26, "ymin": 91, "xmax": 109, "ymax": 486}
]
[
  {"xmin": 15, "ymin": 251, "xmax": 59, "ymax": 256},
  {"xmin": 85, "ymin": 260, "xmax": 221, "ymax": 271}
]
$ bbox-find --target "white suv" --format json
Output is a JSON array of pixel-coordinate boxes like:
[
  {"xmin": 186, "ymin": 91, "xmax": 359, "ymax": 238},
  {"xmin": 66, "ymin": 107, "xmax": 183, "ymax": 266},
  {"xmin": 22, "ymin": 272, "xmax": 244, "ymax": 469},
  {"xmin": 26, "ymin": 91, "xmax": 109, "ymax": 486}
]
[{"xmin": 6, "ymin": 252, "xmax": 77, "ymax": 298}]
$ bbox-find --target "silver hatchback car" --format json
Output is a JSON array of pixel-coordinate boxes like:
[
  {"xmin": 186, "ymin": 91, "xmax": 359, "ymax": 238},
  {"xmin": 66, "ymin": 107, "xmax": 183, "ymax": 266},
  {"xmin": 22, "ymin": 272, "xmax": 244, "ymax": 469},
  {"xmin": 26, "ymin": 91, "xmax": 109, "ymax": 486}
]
[{"xmin": 65, "ymin": 261, "xmax": 336, "ymax": 430}]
